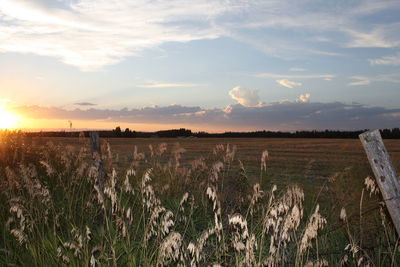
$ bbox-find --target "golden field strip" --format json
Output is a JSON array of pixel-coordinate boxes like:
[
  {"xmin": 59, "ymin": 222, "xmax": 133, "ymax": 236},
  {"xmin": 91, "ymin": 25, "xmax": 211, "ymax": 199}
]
[
  {"xmin": 41, "ymin": 136, "xmax": 400, "ymax": 213},
  {"xmin": 41, "ymin": 137, "xmax": 400, "ymax": 184}
]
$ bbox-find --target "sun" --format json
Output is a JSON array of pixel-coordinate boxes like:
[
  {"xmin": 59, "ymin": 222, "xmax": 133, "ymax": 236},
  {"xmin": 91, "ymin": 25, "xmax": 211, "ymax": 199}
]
[{"xmin": 0, "ymin": 105, "xmax": 19, "ymax": 129}]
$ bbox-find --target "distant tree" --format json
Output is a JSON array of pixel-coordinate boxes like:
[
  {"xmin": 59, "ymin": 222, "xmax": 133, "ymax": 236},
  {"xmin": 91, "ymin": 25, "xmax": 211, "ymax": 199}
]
[
  {"xmin": 124, "ymin": 128, "xmax": 131, "ymax": 137},
  {"xmin": 114, "ymin": 126, "xmax": 122, "ymax": 137}
]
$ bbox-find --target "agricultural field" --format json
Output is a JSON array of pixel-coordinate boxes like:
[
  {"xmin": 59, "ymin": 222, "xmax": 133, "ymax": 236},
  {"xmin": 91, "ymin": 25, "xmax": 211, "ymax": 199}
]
[
  {"xmin": 39, "ymin": 137, "xmax": 400, "ymax": 179},
  {"xmin": 37, "ymin": 136, "xmax": 400, "ymax": 205},
  {"xmin": 1, "ymin": 132, "xmax": 400, "ymax": 266}
]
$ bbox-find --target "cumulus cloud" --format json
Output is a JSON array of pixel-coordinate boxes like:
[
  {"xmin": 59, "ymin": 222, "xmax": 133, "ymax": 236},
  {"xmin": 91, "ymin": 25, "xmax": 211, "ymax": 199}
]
[
  {"xmin": 13, "ymin": 101, "xmax": 400, "ymax": 131},
  {"xmin": 297, "ymin": 93, "xmax": 311, "ymax": 103},
  {"xmin": 276, "ymin": 79, "xmax": 302, "ymax": 88},
  {"xmin": 228, "ymin": 86, "xmax": 261, "ymax": 107},
  {"xmin": 369, "ymin": 54, "xmax": 400, "ymax": 66}
]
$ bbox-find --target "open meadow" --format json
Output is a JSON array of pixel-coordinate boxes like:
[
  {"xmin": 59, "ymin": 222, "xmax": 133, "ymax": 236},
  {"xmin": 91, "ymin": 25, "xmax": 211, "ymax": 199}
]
[
  {"xmin": 36, "ymin": 136, "xmax": 400, "ymax": 207},
  {"xmin": 38, "ymin": 137, "xmax": 400, "ymax": 181},
  {"xmin": 1, "ymin": 133, "xmax": 400, "ymax": 266}
]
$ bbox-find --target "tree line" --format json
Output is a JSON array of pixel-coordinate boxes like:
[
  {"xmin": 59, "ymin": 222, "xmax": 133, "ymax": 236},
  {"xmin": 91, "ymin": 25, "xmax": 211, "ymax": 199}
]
[{"xmin": 21, "ymin": 127, "xmax": 400, "ymax": 139}]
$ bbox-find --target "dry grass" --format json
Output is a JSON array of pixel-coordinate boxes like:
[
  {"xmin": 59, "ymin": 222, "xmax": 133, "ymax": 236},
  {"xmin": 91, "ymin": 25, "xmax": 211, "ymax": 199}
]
[
  {"xmin": 32, "ymin": 137, "xmax": 400, "ymax": 181},
  {"xmin": 1, "ymin": 132, "xmax": 399, "ymax": 266}
]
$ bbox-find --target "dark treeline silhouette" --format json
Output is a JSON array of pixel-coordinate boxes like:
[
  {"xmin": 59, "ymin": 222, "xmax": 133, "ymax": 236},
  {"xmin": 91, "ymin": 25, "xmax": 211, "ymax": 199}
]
[{"xmin": 20, "ymin": 127, "xmax": 400, "ymax": 139}]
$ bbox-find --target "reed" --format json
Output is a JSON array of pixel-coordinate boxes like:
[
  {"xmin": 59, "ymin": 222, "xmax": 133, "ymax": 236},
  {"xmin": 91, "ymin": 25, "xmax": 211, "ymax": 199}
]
[{"xmin": 0, "ymin": 131, "xmax": 398, "ymax": 266}]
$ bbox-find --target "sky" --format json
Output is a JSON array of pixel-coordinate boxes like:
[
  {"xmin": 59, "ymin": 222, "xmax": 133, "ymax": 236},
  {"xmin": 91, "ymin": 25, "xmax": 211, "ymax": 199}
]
[{"xmin": 0, "ymin": 0, "xmax": 399, "ymax": 132}]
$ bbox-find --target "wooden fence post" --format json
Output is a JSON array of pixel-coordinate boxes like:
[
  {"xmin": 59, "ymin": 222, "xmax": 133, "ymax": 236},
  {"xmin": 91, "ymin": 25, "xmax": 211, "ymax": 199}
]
[
  {"xmin": 89, "ymin": 132, "xmax": 106, "ymax": 193},
  {"xmin": 359, "ymin": 129, "xmax": 400, "ymax": 236}
]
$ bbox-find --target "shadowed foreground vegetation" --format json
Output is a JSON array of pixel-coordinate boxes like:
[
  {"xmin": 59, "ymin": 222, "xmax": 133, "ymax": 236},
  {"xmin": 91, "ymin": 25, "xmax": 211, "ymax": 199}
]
[{"xmin": 0, "ymin": 131, "xmax": 399, "ymax": 266}]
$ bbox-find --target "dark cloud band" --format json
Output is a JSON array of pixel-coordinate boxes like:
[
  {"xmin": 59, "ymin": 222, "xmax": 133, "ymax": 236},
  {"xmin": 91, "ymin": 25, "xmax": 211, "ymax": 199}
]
[
  {"xmin": 74, "ymin": 102, "xmax": 97, "ymax": 106},
  {"xmin": 13, "ymin": 102, "xmax": 400, "ymax": 131}
]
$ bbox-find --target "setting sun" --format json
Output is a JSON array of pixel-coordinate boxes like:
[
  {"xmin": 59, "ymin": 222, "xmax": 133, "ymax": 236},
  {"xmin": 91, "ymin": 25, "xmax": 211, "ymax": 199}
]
[{"xmin": 0, "ymin": 105, "xmax": 19, "ymax": 129}]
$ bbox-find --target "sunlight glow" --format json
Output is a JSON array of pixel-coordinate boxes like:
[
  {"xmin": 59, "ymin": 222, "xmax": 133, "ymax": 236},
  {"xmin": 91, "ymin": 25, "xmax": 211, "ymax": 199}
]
[{"xmin": 0, "ymin": 104, "xmax": 19, "ymax": 129}]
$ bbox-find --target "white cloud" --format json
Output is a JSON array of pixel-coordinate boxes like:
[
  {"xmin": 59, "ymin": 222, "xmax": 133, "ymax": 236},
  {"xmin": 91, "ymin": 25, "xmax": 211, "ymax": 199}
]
[
  {"xmin": 0, "ymin": 0, "xmax": 227, "ymax": 70},
  {"xmin": 348, "ymin": 74, "xmax": 400, "ymax": 86},
  {"xmin": 348, "ymin": 76, "xmax": 371, "ymax": 86},
  {"xmin": 228, "ymin": 86, "xmax": 261, "ymax": 107},
  {"xmin": 344, "ymin": 24, "xmax": 400, "ymax": 48},
  {"xmin": 276, "ymin": 79, "xmax": 302, "ymax": 88},
  {"xmin": 348, "ymin": 80, "xmax": 371, "ymax": 86},
  {"xmin": 311, "ymin": 50, "xmax": 344, "ymax": 56},
  {"xmin": 256, "ymin": 73, "xmax": 335, "ymax": 80},
  {"xmin": 369, "ymin": 54, "xmax": 400, "ymax": 66},
  {"xmin": 1, "ymin": 0, "xmax": 400, "ymax": 69},
  {"xmin": 313, "ymin": 36, "xmax": 331, "ymax": 42},
  {"xmin": 289, "ymin": 68, "xmax": 306, "ymax": 72},
  {"xmin": 297, "ymin": 93, "xmax": 311, "ymax": 103},
  {"xmin": 373, "ymin": 73, "xmax": 400, "ymax": 83},
  {"xmin": 137, "ymin": 82, "xmax": 200, "ymax": 88}
]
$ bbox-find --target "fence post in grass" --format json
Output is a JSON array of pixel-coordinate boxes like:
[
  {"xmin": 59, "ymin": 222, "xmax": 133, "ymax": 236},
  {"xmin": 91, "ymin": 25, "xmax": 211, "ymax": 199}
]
[
  {"xmin": 359, "ymin": 129, "xmax": 400, "ymax": 236},
  {"xmin": 90, "ymin": 131, "xmax": 106, "ymax": 193}
]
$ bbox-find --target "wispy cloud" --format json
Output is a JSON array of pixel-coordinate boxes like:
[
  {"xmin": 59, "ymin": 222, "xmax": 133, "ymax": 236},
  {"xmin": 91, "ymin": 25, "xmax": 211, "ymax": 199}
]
[
  {"xmin": 74, "ymin": 102, "xmax": 97, "ymax": 106},
  {"xmin": 1, "ymin": 0, "xmax": 400, "ymax": 70},
  {"xmin": 369, "ymin": 53, "xmax": 400, "ymax": 66},
  {"xmin": 289, "ymin": 68, "xmax": 306, "ymax": 72},
  {"xmin": 256, "ymin": 73, "xmax": 335, "ymax": 80},
  {"xmin": 311, "ymin": 50, "xmax": 344, "ymax": 56},
  {"xmin": 348, "ymin": 76, "xmax": 371, "ymax": 86},
  {"xmin": 276, "ymin": 79, "xmax": 302, "ymax": 88},
  {"xmin": 344, "ymin": 24, "xmax": 400, "ymax": 48},
  {"xmin": 137, "ymin": 82, "xmax": 200, "ymax": 88},
  {"xmin": 0, "ymin": 0, "xmax": 225, "ymax": 70},
  {"xmin": 348, "ymin": 73, "xmax": 400, "ymax": 86}
]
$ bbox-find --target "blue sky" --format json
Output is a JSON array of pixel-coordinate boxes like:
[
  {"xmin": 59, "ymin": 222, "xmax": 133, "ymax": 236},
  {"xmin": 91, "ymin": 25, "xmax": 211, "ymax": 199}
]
[{"xmin": 0, "ymin": 0, "xmax": 399, "ymax": 131}]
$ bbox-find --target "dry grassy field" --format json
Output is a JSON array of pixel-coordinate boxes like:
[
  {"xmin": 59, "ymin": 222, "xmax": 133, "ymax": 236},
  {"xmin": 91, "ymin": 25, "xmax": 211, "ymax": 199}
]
[
  {"xmin": 38, "ymin": 136, "xmax": 400, "ymax": 187},
  {"xmin": 34, "ymin": 136, "xmax": 400, "ymax": 215},
  {"xmin": 2, "ymin": 134, "xmax": 400, "ymax": 266},
  {"xmin": 36, "ymin": 136, "xmax": 400, "ymax": 220}
]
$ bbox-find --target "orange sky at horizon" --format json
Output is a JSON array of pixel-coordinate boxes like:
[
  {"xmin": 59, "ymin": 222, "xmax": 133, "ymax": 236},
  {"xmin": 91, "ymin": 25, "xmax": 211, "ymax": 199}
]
[
  {"xmin": 4, "ymin": 114, "xmax": 267, "ymax": 133},
  {"xmin": 0, "ymin": 103, "xmax": 21, "ymax": 129},
  {"xmin": 0, "ymin": 101, "xmax": 278, "ymax": 133}
]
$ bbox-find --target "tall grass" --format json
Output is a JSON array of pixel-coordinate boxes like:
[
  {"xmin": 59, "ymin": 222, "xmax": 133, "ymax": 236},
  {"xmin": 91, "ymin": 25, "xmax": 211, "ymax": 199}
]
[{"xmin": 0, "ymin": 131, "xmax": 399, "ymax": 266}]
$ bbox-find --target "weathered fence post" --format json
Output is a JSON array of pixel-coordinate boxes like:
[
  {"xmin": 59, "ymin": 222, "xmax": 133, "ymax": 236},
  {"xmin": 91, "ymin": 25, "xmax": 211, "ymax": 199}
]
[
  {"xmin": 359, "ymin": 129, "xmax": 400, "ymax": 236},
  {"xmin": 89, "ymin": 132, "xmax": 106, "ymax": 193}
]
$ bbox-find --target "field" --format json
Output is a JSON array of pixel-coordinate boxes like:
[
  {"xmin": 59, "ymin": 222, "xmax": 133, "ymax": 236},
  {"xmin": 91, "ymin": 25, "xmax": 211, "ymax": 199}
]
[
  {"xmin": 39, "ymin": 137, "xmax": 400, "ymax": 179},
  {"xmin": 1, "ymin": 133, "xmax": 400, "ymax": 266},
  {"xmin": 38, "ymin": 137, "xmax": 400, "ymax": 205}
]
